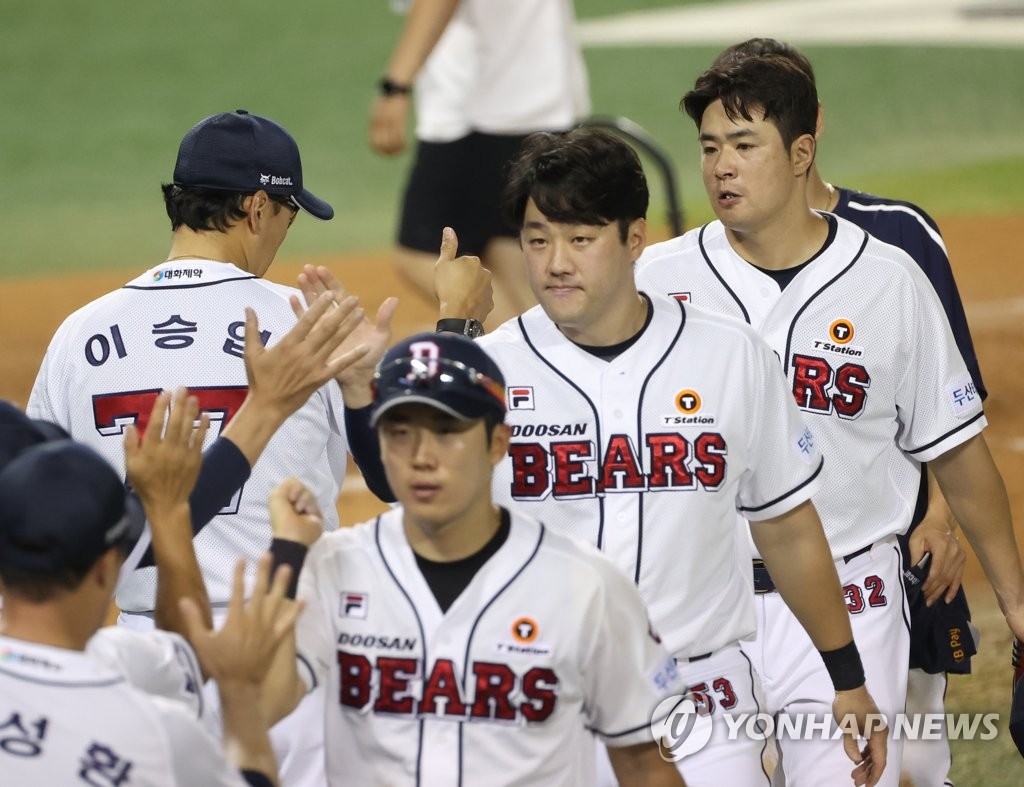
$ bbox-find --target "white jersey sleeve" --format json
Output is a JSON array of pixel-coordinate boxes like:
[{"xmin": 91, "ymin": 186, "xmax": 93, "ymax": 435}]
[
  {"xmin": 579, "ymin": 548, "xmax": 684, "ymax": 746},
  {"xmin": 86, "ymin": 627, "xmax": 206, "ymax": 723},
  {"xmin": 737, "ymin": 329, "xmax": 823, "ymax": 521},
  {"xmin": 891, "ymin": 251, "xmax": 985, "ymax": 462}
]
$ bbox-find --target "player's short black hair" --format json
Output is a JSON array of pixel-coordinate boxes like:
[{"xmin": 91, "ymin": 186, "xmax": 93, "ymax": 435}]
[
  {"xmin": 161, "ymin": 184, "xmax": 289, "ymax": 232},
  {"xmin": 501, "ymin": 128, "xmax": 649, "ymax": 242},
  {"xmin": 681, "ymin": 54, "xmax": 818, "ymax": 151},
  {"xmin": 0, "ymin": 544, "xmax": 127, "ymax": 603},
  {"xmin": 712, "ymin": 38, "xmax": 816, "ymax": 86}
]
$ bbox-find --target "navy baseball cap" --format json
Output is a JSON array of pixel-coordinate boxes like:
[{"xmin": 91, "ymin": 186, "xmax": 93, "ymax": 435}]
[
  {"xmin": 0, "ymin": 441, "xmax": 145, "ymax": 574},
  {"xmin": 0, "ymin": 400, "xmax": 70, "ymax": 473},
  {"xmin": 173, "ymin": 109, "xmax": 334, "ymax": 220},
  {"xmin": 370, "ymin": 332, "xmax": 507, "ymax": 427}
]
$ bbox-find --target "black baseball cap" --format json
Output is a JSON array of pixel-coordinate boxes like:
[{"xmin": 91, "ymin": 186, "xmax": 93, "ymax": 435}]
[
  {"xmin": 0, "ymin": 441, "xmax": 145, "ymax": 574},
  {"xmin": 370, "ymin": 332, "xmax": 507, "ymax": 427},
  {"xmin": 0, "ymin": 400, "xmax": 70, "ymax": 473},
  {"xmin": 173, "ymin": 109, "xmax": 334, "ymax": 220}
]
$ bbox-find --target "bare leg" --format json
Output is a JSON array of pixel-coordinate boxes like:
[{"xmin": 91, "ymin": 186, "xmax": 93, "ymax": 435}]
[{"xmin": 392, "ymin": 245, "xmax": 439, "ymax": 332}]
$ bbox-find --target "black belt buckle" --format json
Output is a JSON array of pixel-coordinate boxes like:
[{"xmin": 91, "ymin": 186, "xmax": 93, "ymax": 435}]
[{"xmin": 752, "ymin": 559, "xmax": 776, "ymax": 594}]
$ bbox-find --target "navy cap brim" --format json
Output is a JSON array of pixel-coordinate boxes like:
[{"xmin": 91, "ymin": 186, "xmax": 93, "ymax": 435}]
[
  {"xmin": 294, "ymin": 188, "xmax": 334, "ymax": 221},
  {"xmin": 370, "ymin": 395, "xmax": 480, "ymax": 428}
]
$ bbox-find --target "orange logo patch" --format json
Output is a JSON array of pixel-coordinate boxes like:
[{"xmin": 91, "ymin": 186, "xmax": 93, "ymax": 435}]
[
  {"xmin": 675, "ymin": 390, "xmax": 702, "ymax": 414},
  {"xmin": 829, "ymin": 319, "xmax": 854, "ymax": 344},
  {"xmin": 512, "ymin": 617, "xmax": 538, "ymax": 643}
]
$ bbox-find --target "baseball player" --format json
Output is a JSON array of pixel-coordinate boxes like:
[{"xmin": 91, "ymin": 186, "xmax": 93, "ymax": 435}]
[
  {"xmin": 24, "ymin": 109, "xmax": 386, "ymax": 785},
  {"xmin": 371, "ymin": 0, "xmax": 589, "ymax": 326},
  {"xmin": 634, "ymin": 53, "xmax": 1024, "ymax": 786},
  {"xmin": 268, "ymin": 332, "xmax": 686, "ymax": 786},
  {"xmin": 337, "ymin": 129, "xmax": 887, "ymax": 786},
  {"xmin": 711, "ymin": 37, "xmax": 987, "ymax": 787},
  {"xmin": 0, "ymin": 395, "xmax": 299, "ymax": 787}
]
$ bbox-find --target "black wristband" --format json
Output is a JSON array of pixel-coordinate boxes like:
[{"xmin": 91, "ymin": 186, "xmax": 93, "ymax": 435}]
[
  {"xmin": 269, "ymin": 538, "xmax": 308, "ymax": 600},
  {"xmin": 436, "ymin": 318, "xmax": 484, "ymax": 338},
  {"xmin": 819, "ymin": 641, "xmax": 866, "ymax": 691},
  {"xmin": 378, "ymin": 77, "xmax": 411, "ymax": 97}
]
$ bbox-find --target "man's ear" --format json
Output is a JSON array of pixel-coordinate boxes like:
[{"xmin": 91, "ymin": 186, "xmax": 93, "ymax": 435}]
[
  {"xmin": 245, "ymin": 190, "xmax": 270, "ymax": 232},
  {"xmin": 490, "ymin": 422, "xmax": 511, "ymax": 465},
  {"xmin": 791, "ymin": 133, "xmax": 816, "ymax": 177},
  {"xmin": 627, "ymin": 217, "xmax": 647, "ymax": 263}
]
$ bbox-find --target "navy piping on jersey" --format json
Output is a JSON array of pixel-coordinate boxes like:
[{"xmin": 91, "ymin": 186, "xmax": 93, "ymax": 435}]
[
  {"xmin": 595, "ymin": 715, "xmax": 665, "ymax": 739},
  {"xmin": 738, "ymin": 456, "xmax": 824, "ymax": 514},
  {"xmin": 633, "ymin": 300, "xmax": 687, "ymax": 584},
  {"xmin": 122, "ymin": 275, "xmax": 257, "ymax": 291},
  {"xmin": 906, "ymin": 411, "xmax": 985, "ymax": 456},
  {"xmin": 782, "ymin": 229, "xmax": 868, "ymax": 376},
  {"xmin": 0, "ymin": 665, "xmax": 125, "ymax": 688},
  {"xmin": 517, "ymin": 316, "xmax": 607, "ymax": 549},
  {"xmin": 739, "ymin": 647, "xmax": 773, "ymax": 786},
  {"xmin": 894, "ymin": 541, "xmax": 913, "ymax": 636},
  {"xmin": 375, "ymin": 516, "xmax": 429, "ymax": 787},
  {"xmin": 296, "ymin": 654, "xmax": 317, "ymax": 692},
  {"xmin": 458, "ymin": 522, "xmax": 544, "ymax": 785},
  {"xmin": 460, "ymin": 523, "xmax": 546, "ymax": 695},
  {"xmin": 698, "ymin": 223, "xmax": 750, "ymax": 324}
]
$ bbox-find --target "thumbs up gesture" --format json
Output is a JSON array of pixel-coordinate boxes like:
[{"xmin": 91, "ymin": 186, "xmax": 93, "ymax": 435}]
[{"xmin": 433, "ymin": 226, "xmax": 494, "ymax": 324}]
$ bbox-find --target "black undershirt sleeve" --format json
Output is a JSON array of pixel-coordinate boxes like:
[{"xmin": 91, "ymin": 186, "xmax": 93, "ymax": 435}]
[{"xmin": 134, "ymin": 436, "xmax": 252, "ymax": 569}]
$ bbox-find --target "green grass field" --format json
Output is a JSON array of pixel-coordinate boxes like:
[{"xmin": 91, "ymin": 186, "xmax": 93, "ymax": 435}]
[{"xmin": 1, "ymin": 1, "xmax": 1022, "ymax": 278}]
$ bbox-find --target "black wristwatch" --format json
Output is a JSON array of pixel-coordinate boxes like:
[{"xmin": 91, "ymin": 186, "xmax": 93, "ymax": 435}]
[
  {"xmin": 378, "ymin": 77, "xmax": 412, "ymax": 97},
  {"xmin": 436, "ymin": 318, "xmax": 484, "ymax": 339}
]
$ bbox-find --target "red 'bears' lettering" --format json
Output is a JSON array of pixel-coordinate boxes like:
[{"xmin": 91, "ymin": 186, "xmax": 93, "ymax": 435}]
[
  {"xmin": 646, "ymin": 434, "xmax": 694, "ymax": 489},
  {"xmin": 419, "ymin": 658, "xmax": 468, "ymax": 717},
  {"xmin": 338, "ymin": 651, "xmax": 559, "ymax": 723},
  {"xmin": 694, "ymin": 433, "xmax": 727, "ymax": 489},
  {"xmin": 509, "ymin": 443, "xmax": 550, "ymax": 498},
  {"xmin": 520, "ymin": 668, "xmax": 559, "ymax": 722},
  {"xmin": 470, "ymin": 662, "xmax": 518, "ymax": 720},
  {"xmin": 791, "ymin": 355, "xmax": 869, "ymax": 418},
  {"xmin": 598, "ymin": 435, "xmax": 646, "ymax": 492},
  {"xmin": 374, "ymin": 657, "xmax": 418, "ymax": 714},
  {"xmin": 339, "ymin": 652, "xmax": 372, "ymax": 709},
  {"xmin": 551, "ymin": 441, "xmax": 595, "ymax": 498},
  {"xmin": 510, "ymin": 433, "xmax": 730, "ymax": 499}
]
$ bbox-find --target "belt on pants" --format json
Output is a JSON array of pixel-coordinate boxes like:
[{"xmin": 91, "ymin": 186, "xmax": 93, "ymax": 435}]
[{"xmin": 752, "ymin": 543, "xmax": 873, "ymax": 594}]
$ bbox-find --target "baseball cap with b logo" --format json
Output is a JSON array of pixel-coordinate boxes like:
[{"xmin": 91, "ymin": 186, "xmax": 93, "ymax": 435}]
[
  {"xmin": 0, "ymin": 441, "xmax": 145, "ymax": 574},
  {"xmin": 173, "ymin": 109, "xmax": 334, "ymax": 220},
  {"xmin": 370, "ymin": 332, "xmax": 507, "ymax": 426}
]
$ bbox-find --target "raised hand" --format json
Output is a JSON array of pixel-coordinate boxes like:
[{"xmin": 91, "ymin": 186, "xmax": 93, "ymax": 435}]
[
  {"xmin": 295, "ymin": 266, "xmax": 399, "ymax": 407},
  {"xmin": 434, "ymin": 226, "xmax": 494, "ymax": 324}
]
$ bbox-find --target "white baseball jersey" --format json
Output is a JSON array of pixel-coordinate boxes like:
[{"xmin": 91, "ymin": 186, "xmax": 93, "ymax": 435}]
[
  {"xmin": 26, "ymin": 259, "xmax": 347, "ymax": 611},
  {"xmin": 636, "ymin": 215, "xmax": 986, "ymax": 556},
  {"xmin": 295, "ymin": 507, "xmax": 682, "ymax": 786},
  {"xmin": 478, "ymin": 295, "xmax": 824, "ymax": 658},
  {"xmin": 86, "ymin": 627, "xmax": 207, "ymax": 726},
  {"xmin": 0, "ymin": 634, "xmax": 248, "ymax": 786}
]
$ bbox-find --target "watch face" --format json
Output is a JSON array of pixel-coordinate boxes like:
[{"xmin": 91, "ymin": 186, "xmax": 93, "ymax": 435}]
[{"xmin": 465, "ymin": 320, "xmax": 484, "ymax": 338}]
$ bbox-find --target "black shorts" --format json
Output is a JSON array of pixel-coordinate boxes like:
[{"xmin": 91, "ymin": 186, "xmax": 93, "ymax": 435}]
[{"xmin": 397, "ymin": 131, "xmax": 528, "ymax": 257}]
